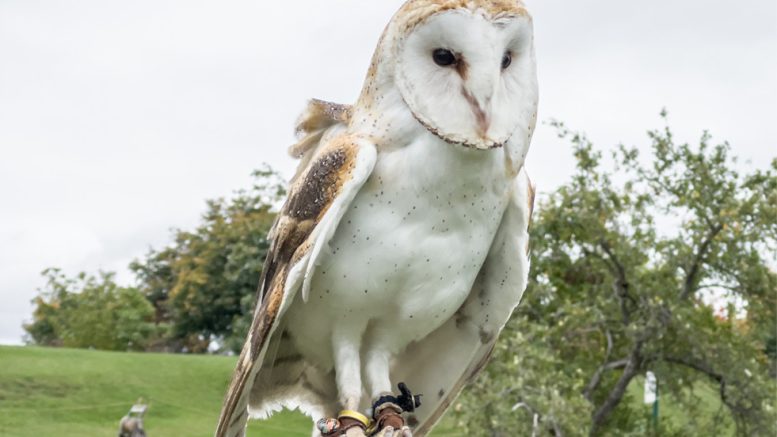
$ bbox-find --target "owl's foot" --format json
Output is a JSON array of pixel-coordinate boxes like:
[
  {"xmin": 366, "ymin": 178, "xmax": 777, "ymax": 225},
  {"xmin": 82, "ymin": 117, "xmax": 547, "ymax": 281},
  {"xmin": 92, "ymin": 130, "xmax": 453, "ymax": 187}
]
[
  {"xmin": 367, "ymin": 383, "xmax": 421, "ymax": 437},
  {"xmin": 317, "ymin": 410, "xmax": 370, "ymax": 437},
  {"xmin": 369, "ymin": 406, "xmax": 414, "ymax": 437}
]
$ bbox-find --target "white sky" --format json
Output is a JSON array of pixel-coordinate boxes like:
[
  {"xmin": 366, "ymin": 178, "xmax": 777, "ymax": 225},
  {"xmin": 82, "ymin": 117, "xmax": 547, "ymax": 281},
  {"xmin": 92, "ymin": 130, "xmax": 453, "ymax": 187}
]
[{"xmin": 1, "ymin": 0, "xmax": 775, "ymax": 345}]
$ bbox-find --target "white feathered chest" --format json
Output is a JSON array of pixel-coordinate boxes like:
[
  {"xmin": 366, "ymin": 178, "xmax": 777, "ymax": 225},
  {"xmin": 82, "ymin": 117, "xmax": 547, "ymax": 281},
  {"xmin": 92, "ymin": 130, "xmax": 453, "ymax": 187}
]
[{"xmin": 285, "ymin": 133, "xmax": 511, "ymax": 364}]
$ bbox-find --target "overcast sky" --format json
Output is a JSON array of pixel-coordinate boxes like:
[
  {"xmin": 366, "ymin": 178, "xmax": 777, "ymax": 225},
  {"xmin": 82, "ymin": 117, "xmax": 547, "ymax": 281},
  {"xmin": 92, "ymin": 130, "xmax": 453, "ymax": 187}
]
[{"xmin": 1, "ymin": 0, "xmax": 775, "ymax": 345}]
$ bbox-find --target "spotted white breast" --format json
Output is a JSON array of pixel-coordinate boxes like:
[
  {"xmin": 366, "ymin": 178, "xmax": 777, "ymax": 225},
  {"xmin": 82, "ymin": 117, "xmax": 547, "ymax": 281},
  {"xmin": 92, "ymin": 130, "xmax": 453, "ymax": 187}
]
[{"xmin": 286, "ymin": 127, "xmax": 511, "ymax": 364}]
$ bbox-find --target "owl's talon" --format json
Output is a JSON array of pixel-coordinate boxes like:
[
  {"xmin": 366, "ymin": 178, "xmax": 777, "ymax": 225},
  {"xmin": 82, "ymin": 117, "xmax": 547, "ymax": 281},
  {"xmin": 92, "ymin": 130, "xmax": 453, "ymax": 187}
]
[
  {"xmin": 366, "ymin": 383, "xmax": 422, "ymax": 436},
  {"xmin": 375, "ymin": 426, "xmax": 394, "ymax": 437}
]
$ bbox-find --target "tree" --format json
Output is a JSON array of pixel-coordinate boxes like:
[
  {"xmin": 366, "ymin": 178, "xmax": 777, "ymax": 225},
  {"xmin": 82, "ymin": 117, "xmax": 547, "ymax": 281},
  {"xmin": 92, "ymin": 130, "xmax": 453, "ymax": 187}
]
[
  {"xmin": 130, "ymin": 167, "xmax": 285, "ymax": 353},
  {"xmin": 24, "ymin": 268, "xmax": 159, "ymax": 351},
  {"xmin": 456, "ymin": 114, "xmax": 776, "ymax": 436}
]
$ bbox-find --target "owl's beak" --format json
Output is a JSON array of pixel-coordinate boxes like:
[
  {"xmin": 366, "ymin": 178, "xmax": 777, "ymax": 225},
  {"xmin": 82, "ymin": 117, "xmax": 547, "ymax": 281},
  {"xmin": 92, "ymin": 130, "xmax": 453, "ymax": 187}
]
[
  {"xmin": 458, "ymin": 84, "xmax": 501, "ymax": 150},
  {"xmin": 462, "ymin": 90, "xmax": 490, "ymax": 137},
  {"xmin": 463, "ymin": 71, "xmax": 499, "ymax": 142}
]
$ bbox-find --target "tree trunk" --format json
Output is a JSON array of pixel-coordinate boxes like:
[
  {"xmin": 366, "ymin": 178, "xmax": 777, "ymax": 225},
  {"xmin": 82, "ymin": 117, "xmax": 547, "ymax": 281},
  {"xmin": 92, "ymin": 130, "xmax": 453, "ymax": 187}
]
[{"xmin": 589, "ymin": 349, "xmax": 641, "ymax": 436}]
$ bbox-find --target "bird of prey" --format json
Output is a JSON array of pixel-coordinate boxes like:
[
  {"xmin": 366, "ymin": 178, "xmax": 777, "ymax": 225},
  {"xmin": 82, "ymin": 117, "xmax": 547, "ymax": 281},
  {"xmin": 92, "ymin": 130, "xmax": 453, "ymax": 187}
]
[{"xmin": 217, "ymin": 1, "xmax": 538, "ymax": 436}]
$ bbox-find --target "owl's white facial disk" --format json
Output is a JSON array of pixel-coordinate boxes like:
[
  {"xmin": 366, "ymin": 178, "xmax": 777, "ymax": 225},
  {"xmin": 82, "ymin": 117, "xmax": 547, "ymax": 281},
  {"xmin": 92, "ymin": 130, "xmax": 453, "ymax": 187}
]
[{"xmin": 395, "ymin": 11, "xmax": 536, "ymax": 150}]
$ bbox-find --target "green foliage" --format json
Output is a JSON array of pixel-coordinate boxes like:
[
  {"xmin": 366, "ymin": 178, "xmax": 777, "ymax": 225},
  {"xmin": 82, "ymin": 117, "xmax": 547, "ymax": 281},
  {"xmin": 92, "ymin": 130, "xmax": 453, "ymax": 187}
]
[
  {"xmin": 456, "ymin": 114, "xmax": 777, "ymax": 436},
  {"xmin": 24, "ymin": 269, "xmax": 159, "ymax": 351},
  {"xmin": 130, "ymin": 166, "xmax": 285, "ymax": 353}
]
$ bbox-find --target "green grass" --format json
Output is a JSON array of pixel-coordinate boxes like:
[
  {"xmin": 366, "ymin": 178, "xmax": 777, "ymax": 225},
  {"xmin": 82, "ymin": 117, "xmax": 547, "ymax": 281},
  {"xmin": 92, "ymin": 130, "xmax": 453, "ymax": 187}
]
[
  {"xmin": 1, "ymin": 346, "xmax": 741, "ymax": 436},
  {"xmin": 0, "ymin": 346, "xmax": 306, "ymax": 436},
  {"xmin": 0, "ymin": 346, "xmax": 461, "ymax": 437},
  {"xmin": 626, "ymin": 375, "xmax": 734, "ymax": 435}
]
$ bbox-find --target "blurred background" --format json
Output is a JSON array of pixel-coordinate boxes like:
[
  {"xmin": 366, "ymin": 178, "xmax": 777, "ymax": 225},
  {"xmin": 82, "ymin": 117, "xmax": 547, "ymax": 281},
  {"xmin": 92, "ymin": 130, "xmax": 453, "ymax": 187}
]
[{"xmin": 0, "ymin": 0, "xmax": 775, "ymax": 436}]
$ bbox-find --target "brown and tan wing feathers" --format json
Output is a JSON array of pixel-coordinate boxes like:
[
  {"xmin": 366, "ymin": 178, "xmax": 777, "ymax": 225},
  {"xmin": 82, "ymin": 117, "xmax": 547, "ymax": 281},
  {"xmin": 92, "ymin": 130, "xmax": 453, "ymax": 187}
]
[{"xmin": 216, "ymin": 101, "xmax": 376, "ymax": 437}]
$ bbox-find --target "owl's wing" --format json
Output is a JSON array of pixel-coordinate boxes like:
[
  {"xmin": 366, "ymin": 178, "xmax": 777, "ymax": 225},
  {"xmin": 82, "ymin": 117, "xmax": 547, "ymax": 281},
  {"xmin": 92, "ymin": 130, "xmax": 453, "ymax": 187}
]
[
  {"xmin": 392, "ymin": 169, "xmax": 535, "ymax": 436},
  {"xmin": 216, "ymin": 100, "xmax": 375, "ymax": 437},
  {"xmin": 288, "ymin": 99, "xmax": 353, "ymax": 183}
]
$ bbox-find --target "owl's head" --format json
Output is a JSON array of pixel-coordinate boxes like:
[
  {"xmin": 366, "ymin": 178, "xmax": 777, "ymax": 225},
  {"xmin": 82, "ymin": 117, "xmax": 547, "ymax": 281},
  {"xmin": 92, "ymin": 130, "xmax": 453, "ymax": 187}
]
[{"xmin": 366, "ymin": 0, "xmax": 538, "ymax": 151}]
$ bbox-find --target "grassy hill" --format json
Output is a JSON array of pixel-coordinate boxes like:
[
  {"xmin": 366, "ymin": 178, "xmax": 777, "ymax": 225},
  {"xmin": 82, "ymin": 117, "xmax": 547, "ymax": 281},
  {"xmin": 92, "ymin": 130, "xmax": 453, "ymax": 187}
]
[
  {"xmin": 0, "ymin": 346, "xmax": 463, "ymax": 437},
  {"xmin": 0, "ymin": 346, "xmax": 302, "ymax": 436},
  {"xmin": 0, "ymin": 346, "xmax": 736, "ymax": 436}
]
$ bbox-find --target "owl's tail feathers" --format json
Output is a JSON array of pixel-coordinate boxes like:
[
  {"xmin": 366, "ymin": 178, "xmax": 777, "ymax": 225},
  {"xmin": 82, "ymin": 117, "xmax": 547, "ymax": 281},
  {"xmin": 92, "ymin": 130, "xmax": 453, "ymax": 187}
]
[{"xmin": 215, "ymin": 344, "xmax": 256, "ymax": 437}]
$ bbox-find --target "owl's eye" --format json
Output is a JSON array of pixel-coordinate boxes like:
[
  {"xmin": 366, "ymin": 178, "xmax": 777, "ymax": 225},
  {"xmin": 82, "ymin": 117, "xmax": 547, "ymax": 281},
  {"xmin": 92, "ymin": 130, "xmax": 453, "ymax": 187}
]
[
  {"xmin": 501, "ymin": 52, "xmax": 512, "ymax": 70},
  {"xmin": 432, "ymin": 49, "xmax": 457, "ymax": 67}
]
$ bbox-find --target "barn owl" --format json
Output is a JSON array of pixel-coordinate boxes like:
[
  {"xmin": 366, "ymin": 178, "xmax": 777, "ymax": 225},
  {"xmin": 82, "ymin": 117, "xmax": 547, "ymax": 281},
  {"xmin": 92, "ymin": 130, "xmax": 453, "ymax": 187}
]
[{"xmin": 216, "ymin": 1, "xmax": 538, "ymax": 436}]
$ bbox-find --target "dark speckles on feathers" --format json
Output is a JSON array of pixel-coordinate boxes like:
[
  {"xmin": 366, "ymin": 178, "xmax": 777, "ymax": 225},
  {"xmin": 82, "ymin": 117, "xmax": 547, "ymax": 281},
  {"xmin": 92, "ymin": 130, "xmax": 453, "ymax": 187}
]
[
  {"xmin": 287, "ymin": 149, "xmax": 347, "ymax": 221},
  {"xmin": 479, "ymin": 327, "xmax": 495, "ymax": 344},
  {"xmin": 455, "ymin": 311, "xmax": 470, "ymax": 329}
]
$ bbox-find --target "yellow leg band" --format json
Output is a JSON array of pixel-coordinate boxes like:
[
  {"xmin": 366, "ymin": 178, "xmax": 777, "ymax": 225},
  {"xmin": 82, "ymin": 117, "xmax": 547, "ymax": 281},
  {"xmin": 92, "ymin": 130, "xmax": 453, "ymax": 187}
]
[{"xmin": 338, "ymin": 410, "xmax": 371, "ymax": 427}]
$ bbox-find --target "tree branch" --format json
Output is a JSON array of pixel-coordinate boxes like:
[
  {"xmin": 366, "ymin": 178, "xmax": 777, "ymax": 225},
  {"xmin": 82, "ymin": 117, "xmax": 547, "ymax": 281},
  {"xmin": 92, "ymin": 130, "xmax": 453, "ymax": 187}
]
[
  {"xmin": 512, "ymin": 398, "xmax": 564, "ymax": 437},
  {"xmin": 694, "ymin": 283, "xmax": 740, "ymax": 293},
  {"xmin": 583, "ymin": 358, "xmax": 630, "ymax": 402},
  {"xmin": 599, "ymin": 240, "xmax": 637, "ymax": 324},
  {"xmin": 663, "ymin": 354, "xmax": 769, "ymax": 434},
  {"xmin": 581, "ymin": 246, "xmax": 617, "ymax": 277},
  {"xmin": 549, "ymin": 416, "xmax": 564, "ymax": 437},
  {"xmin": 681, "ymin": 223, "xmax": 724, "ymax": 300},
  {"xmin": 663, "ymin": 356, "xmax": 730, "ymax": 410},
  {"xmin": 589, "ymin": 344, "xmax": 643, "ymax": 436},
  {"xmin": 599, "ymin": 240, "xmax": 627, "ymax": 284},
  {"xmin": 512, "ymin": 402, "xmax": 540, "ymax": 437}
]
